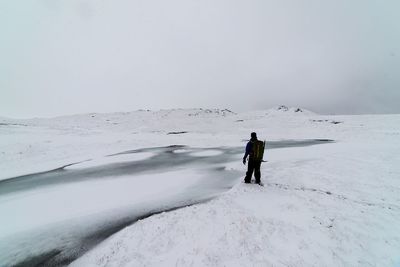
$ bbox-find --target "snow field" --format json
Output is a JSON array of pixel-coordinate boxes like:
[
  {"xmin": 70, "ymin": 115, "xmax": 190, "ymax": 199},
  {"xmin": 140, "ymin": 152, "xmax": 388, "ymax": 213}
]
[
  {"xmin": 72, "ymin": 132, "xmax": 400, "ymax": 266},
  {"xmin": 1, "ymin": 108, "xmax": 399, "ymax": 266}
]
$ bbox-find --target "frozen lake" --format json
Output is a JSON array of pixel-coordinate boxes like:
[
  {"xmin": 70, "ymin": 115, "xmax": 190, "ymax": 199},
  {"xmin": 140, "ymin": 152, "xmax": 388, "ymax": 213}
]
[{"xmin": 0, "ymin": 140, "xmax": 333, "ymax": 267}]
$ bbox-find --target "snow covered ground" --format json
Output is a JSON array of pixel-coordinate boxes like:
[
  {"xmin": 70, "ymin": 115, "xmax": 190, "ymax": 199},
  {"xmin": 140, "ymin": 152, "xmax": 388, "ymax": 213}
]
[{"xmin": 1, "ymin": 107, "xmax": 399, "ymax": 266}]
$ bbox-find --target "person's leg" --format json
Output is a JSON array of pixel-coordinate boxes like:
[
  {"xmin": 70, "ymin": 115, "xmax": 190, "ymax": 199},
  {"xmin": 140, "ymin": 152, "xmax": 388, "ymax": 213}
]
[
  {"xmin": 254, "ymin": 161, "xmax": 261, "ymax": 183},
  {"xmin": 244, "ymin": 160, "xmax": 255, "ymax": 183}
]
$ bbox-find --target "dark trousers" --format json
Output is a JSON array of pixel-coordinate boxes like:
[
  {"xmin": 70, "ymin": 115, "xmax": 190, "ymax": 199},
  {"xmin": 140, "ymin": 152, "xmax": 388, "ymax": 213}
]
[{"xmin": 245, "ymin": 159, "xmax": 261, "ymax": 183}]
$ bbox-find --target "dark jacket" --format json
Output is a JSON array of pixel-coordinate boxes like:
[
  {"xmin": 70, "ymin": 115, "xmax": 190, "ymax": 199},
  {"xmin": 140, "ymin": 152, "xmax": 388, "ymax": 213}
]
[{"xmin": 244, "ymin": 137, "xmax": 258, "ymax": 160}]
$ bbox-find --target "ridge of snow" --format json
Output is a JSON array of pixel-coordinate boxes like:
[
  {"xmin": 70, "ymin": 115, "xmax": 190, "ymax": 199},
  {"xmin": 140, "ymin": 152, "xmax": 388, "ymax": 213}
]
[
  {"xmin": 265, "ymin": 105, "xmax": 317, "ymax": 116},
  {"xmin": 3, "ymin": 108, "xmax": 236, "ymax": 128}
]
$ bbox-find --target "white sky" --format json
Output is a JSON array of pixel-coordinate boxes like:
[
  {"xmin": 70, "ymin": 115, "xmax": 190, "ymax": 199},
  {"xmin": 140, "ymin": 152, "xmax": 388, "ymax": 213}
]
[{"xmin": 1, "ymin": 0, "xmax": 399, "ymax": 118}]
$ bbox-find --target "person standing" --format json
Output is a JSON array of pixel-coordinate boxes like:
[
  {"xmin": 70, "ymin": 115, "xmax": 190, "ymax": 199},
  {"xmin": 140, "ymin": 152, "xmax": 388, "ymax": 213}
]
[{"xmin": 243, "ymin": 132, "xmax": 265, "ymax": 184}]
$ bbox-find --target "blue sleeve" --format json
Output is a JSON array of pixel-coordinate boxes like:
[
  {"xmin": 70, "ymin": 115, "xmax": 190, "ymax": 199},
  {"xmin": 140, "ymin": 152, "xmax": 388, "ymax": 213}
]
[{"xmin": 244, "ymin": 142, "xmax": 252, "ymax": 158}]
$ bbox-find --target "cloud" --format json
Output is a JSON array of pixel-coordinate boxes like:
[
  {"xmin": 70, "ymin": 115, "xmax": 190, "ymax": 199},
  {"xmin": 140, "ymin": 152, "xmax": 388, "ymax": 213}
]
[{"xmin": 0, "ymin": 0, "xmax": 399, "ymax": 118}]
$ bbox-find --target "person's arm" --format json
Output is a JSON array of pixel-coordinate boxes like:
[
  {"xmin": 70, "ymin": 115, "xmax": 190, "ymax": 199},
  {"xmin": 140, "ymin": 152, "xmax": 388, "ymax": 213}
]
[{"xmin": 243, "ymin": 142, "xmax": 251, "ymax": 164}]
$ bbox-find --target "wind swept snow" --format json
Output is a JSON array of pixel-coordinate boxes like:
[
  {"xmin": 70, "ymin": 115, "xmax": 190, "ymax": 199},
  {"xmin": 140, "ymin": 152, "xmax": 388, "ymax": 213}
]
[
  {"xmin": 71, "ymin": 137, "xmax": 400, "ymax": 267},
  {"xmin": 1, "ymin": 108, "xmax": 399, "ymax": 266}
]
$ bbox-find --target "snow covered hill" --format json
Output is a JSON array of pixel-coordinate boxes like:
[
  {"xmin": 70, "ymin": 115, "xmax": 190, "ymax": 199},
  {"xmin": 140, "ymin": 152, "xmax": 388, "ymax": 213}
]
[
  {"xmin": 1, "ymin": 108, "xmax": 399, "ymax": 266},
  {"xmin": 266, "ymin": 105, "xmax": 316, "ymax": 116}
]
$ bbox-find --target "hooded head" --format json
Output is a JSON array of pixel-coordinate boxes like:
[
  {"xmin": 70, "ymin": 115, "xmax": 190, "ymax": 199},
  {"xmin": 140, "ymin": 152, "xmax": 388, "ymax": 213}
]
[{"xmin": 251, "ymin": 132, "xmax": 257, "ymax": 140}]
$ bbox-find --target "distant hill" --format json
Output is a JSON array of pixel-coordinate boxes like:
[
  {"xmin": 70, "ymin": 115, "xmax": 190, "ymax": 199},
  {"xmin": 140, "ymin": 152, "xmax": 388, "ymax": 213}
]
[{"xmin": 265, "ymin": 105, "xmax": 316, "ymax": 115}]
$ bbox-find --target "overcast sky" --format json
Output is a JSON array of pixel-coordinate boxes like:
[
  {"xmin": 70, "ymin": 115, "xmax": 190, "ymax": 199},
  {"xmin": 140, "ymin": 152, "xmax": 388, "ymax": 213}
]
[{"xmin": 1, "ymin": 0, "xmax": 399, "ymax": 118}]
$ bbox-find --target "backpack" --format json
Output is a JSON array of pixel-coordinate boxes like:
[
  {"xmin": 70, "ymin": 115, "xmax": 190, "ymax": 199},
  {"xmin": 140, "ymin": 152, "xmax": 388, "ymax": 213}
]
[{"xmin": 251, "ymin": 140, "xmax": 265, "ymax": 161}]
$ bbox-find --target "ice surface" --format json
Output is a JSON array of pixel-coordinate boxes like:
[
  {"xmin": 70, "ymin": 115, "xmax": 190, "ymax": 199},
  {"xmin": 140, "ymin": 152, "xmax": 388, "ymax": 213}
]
[
  {"xmin": 190, "ymin": 150, "xmax": 223, "ymax": 157},
  {"xmin": 65, "ymin": 152, "xmax": 154, "ymax": 170}
]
